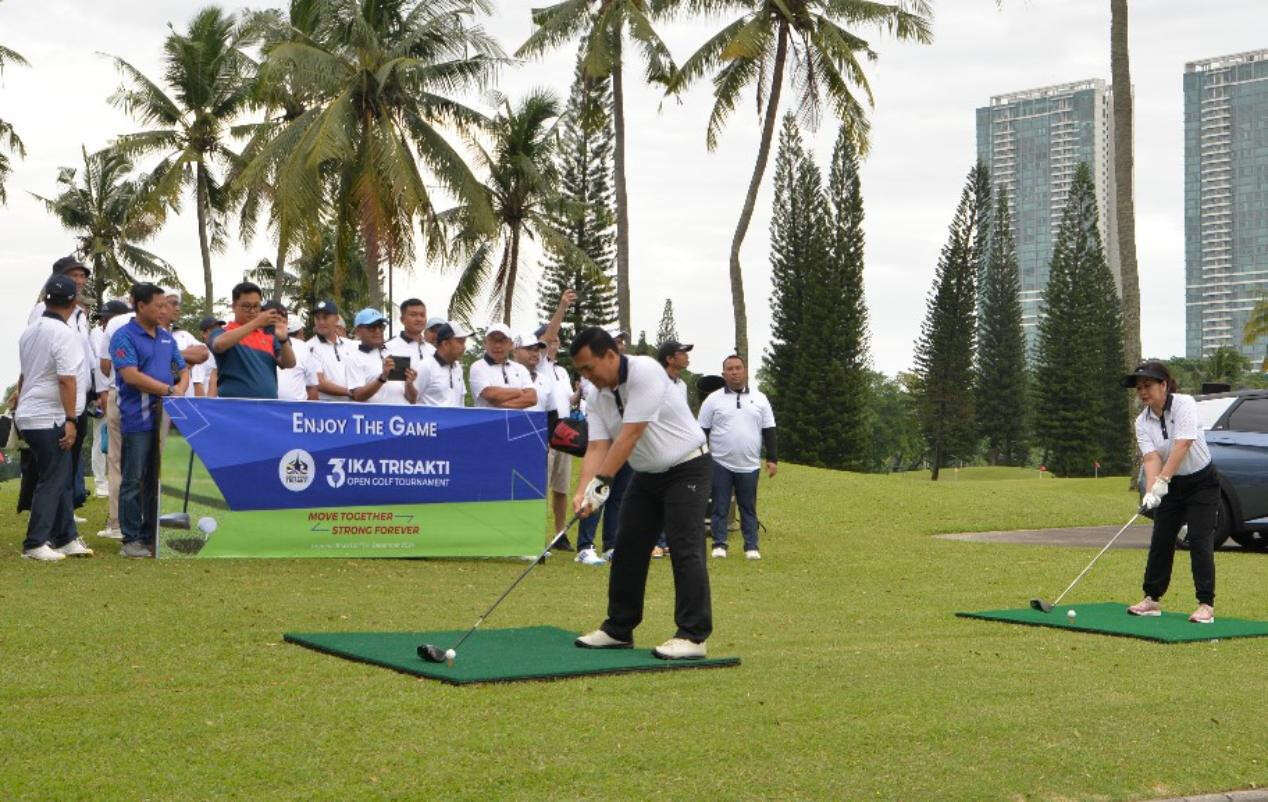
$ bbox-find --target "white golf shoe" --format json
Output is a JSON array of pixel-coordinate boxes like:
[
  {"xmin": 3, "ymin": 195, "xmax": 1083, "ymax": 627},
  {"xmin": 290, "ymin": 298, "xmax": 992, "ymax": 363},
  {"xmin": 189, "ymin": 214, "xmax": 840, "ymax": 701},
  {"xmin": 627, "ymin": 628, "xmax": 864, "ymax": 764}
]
[
  {"xmin": 22, "ymin": 544, "xmax": 66, "ymax": 562},
  {"xmin": 55, "ymin": 538, "xmax": 94, "ymax": 557},
  {"xmin": 96, "ymin": 527, "xmax": 123, "ymax": 540},
  {"xmin": 574, "ymin": 629, "xmax": 633, "ymax": 649},
  {"xmin": 744, "ymin": 549, "xmax": 761, "ymax": 560},
  {"xmin": 653, "ymin": 638, "xmax": 707, "ymax": 660},
  {"xmin": 711, "ymin": 546, "xmax": 727, "ymax": 558},
  {"xmin": 575, "ymin": 548, "xmax": 606, "ymax": 566}
]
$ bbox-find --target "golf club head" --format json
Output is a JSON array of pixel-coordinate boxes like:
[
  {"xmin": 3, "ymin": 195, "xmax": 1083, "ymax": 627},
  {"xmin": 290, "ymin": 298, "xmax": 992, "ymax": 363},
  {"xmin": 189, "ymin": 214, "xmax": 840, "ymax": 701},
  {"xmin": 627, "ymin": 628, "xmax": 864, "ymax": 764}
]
[
  {"xmin": 417, "ymin": 643, "xmax": 447, "ymax": 663},
  {"xmin": 1029, "ymin": 598, "xmax": 1053, "ymax": 613},
  {"xmin": 159, "ymin": 512, "xmax": 192, "ymax": 530}
]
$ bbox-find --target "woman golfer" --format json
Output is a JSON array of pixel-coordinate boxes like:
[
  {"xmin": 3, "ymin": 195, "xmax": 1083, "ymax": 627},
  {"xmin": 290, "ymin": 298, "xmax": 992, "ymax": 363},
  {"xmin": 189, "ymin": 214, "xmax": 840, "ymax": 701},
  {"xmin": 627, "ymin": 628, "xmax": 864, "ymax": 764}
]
[
  {"xmin": 568, "ymin": 327, "xmax": 713, "ymax": 659},
  {"xmin": 1124, "ymin": 360, "xmax": 1218, "ymax": 623}
]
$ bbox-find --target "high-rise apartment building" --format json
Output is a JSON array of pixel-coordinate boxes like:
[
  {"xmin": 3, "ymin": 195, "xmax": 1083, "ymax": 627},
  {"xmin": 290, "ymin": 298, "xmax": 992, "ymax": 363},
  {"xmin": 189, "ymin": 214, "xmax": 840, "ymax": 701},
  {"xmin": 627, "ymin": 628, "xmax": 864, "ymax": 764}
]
[
  {"xmin": 1184, "ymin": 49, "xmax": 1268, "ymax": 359},
  {"xmin": 976, "ymin": 79, "xmax": 1119, "ymax": 350}
]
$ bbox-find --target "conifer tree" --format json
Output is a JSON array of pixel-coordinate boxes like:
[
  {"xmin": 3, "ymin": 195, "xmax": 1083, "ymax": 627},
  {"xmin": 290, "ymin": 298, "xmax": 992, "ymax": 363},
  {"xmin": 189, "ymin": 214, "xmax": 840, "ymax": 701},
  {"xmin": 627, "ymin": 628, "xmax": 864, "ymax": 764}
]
[
  {"xmin": 656, "ymin": 298, "xmax": 679, "ymax": 345},
  {"xmin": 537, "ymin": 48, "xmax": 618, "ymax": 344},
  {"xmin": 913, "ymin": 163, "xmax": 988, "ymax": 479},
  {"xmin": 975, "ymin": 188, "xmax": 1030, "ymax": 465}
]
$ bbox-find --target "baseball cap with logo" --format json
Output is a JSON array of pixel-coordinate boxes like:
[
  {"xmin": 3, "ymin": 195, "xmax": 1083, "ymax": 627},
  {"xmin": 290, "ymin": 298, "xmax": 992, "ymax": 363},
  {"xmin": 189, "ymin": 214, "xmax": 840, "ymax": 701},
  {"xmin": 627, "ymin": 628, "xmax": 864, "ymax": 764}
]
[
  {"xmin": 486, "ymin": 323, "xmax": 513, "ymax": 340},
  {"xmin": 353, "ymin": 308, "xmax": 387, "ymax": 328},
  {"xmin": 97, "ymin": 299, "xmax": 131, "ymax": 321},
  {"xmin": 1122, "ymin": 360, "xmax": 1171, "ymax": 389},
  {"xmin": 43, "ymin": 274, "xmax": 79, "ymax": 304},
  {"xmin": 435, "ymin": 322, "xmax": 475, "ymax": 344},
  {"xmin": 656, "ymin": 340, "xmax": 694, "ymax": 366},
  {"xmin": 314, "ymin": 300, "xmax": 339, "ymax": 316},
  {"xmin": 514, "ymin": 331, "xmax": 547, "ymax": 350}
]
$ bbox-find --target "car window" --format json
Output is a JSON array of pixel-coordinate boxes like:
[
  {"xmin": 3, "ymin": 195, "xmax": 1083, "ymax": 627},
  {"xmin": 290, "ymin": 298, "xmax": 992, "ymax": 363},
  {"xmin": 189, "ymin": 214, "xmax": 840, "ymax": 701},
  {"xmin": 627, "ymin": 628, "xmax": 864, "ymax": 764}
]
[
  {"xmin": 1197, "ymin": 397, "xmax": 1236, "ymax": 430},
  {"xmin": 1224, "ymin": 398, "xmax": 1268, "ymax": 433}
]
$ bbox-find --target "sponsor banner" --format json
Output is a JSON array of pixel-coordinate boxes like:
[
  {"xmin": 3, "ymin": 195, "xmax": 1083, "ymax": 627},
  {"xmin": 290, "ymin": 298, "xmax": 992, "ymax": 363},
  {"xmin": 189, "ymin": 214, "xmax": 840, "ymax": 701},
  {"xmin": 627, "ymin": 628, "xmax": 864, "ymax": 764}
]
[
  {"xmin": 156, "ymin": 399, "xmax": 548, "ymax": 559},
  {"xmin": 164, "ymin": 398, "xmax": 547, "ymax": 511}
]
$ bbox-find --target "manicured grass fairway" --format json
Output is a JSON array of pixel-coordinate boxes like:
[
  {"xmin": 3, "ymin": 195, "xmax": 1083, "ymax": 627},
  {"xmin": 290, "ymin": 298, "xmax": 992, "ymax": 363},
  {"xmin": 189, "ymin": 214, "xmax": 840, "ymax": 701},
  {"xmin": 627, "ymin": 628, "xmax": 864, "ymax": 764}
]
[{"xmin": 2, "ymin": 465, "xmax": 1267, "ymax": 800}]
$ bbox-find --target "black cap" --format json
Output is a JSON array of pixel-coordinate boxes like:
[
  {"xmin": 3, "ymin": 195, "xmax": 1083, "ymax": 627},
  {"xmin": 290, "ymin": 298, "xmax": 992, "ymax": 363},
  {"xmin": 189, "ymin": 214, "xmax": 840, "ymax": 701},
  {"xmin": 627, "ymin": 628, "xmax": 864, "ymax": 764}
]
[
  {"xmin": 97, "ymin": 300, "xmax": 131, "ymax": 321},
  {"xmin": 656, "ymin": 340, "xmax": 694, "ymax": 366},
  {"xmin": 261, "ymin": 299, "xmax": 286, "ymax": 313},
  {"xmin": 696, "ymin": 374, "xmax": 725, "ymax": 396},
  {"xmin": 314, "ymin": 300, "xmax": 339, "ymax": 316},
  {"xmin": 43, "ymin": 274, "xmax": 79, "ymax": 304},
  {"xmin": 52, "ymin": 255, "xmax": 90, "ymax": 276},
  {"xmin": 198, "ymin": 315, "xmax": 226, "ymax": 331},
  {"xmin": 1123, "ymin": 360, "xmax": 1170, "ymax": 388},
  {"xmin": 435, "ymin": 322, "xmax": 475, "ymax": 344}
]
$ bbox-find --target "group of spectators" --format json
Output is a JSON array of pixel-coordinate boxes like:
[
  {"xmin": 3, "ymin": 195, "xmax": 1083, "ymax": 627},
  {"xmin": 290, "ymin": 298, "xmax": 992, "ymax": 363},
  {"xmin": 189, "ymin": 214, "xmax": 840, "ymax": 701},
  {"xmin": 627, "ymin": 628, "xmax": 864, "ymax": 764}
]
[{"xmin": 13, "ymin": 258, "xmax": 779, "ymax": 564}]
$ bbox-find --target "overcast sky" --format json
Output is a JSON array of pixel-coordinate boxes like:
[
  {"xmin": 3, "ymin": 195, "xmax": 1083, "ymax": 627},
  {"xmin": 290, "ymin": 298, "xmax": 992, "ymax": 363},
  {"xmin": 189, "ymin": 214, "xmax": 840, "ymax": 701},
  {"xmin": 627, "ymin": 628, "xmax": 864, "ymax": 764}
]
[{"xmin": 0, "ymin": 0, "xmax": 1264, "ymax": 384}]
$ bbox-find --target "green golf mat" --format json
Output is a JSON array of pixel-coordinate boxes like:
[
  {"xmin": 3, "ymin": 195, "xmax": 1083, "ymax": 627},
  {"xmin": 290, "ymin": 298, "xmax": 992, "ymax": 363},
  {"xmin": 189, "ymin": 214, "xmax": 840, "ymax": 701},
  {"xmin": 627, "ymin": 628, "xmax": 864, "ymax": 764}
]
[
  {"xmin": 957, "ymin": 602, "xmax": 1268, "ymax": 643},
  {"xmin": 283, "ymin": 626, "xmax": 741, "ymax": 685}
]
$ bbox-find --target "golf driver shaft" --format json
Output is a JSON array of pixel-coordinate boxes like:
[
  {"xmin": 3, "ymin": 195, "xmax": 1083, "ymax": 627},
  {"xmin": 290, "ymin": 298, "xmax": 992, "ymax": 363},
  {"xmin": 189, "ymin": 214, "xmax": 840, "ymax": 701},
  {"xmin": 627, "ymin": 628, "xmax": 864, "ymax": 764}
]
[
  {"xmin": 447, "ymin": 512, "xmax": 582, "ymax": 655},
  {"xmin": 1050, "ymin": 507, "xmax": 1146, "ymax": 607}
]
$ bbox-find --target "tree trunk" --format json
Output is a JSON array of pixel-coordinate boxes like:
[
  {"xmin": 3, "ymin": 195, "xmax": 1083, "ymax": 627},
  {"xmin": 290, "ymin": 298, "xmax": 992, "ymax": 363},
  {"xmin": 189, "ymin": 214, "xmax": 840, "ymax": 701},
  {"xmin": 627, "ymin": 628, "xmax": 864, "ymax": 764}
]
[
  {"xmin": 503, "ymin": 224, "xmax": 521, "ymax": 327},
  {"xmin": 273, "ymin": 233, "xmax": 287, "ymax": 303},
  {"xmin": 931, "ymin": 442, "xmax": 942, "ymax": 481},
  {"xmin": 195, "ymin": 163, "xmax": 214, "ymax": 316},
  {"xmin": 364, "ymin": 222, "xmax": 383, "ymax": 308},
  {"xmin": 728, "ymin": 21, "xmax": 788, "ymax": 362},
  {"xmin": 611, "ymin": 35, "xmax": 632, "ymax": 337},
  {"xmin": 1111, "ymin": 0, "xmax": 1140, "ymax": 490}
]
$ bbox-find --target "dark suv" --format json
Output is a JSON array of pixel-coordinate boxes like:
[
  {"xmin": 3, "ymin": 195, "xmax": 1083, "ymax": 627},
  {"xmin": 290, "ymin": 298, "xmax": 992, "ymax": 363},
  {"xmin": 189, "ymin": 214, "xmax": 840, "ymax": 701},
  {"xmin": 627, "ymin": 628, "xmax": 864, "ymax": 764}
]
[{"xmin": 1151, "ymin": 390, "xmax": 1268, "ymax": 549}]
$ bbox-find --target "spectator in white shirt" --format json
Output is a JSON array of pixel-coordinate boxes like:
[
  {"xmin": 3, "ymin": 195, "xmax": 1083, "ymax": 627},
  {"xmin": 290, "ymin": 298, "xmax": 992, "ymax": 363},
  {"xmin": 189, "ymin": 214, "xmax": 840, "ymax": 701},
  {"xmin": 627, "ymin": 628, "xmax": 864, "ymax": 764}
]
[
  {"xmin": 90, "ymin": 300, "xmax": 130, "ymax": 499},
  {"xmin": 513, "ymin": 332, "xmax": 554, "ymax": 413},
  {"xmin": 347, "ymin": 308, "xmax": 417, "ymax": 405},
  {"xmin": 697, "ymin": 354, "xmax": 777, "ymax": 560},
  {"xmin": 15, "ymin": 275, "xmax": 88, "ymax": 560},
  {"xmin": 424, "ymin": 316, "xmax": 447, "ymax": 349},
  {"xmin": 649, "ymin": 340, "xmax": 694, "ymax": 558},
  {"xmin": 98, "ymin": 297, "xmax": 138, "ymax": 539},
  {"xmin": 386, "ymin": 298, "xmax": 435, "ymax": 368},
  {"xmin": 414, "ymin": 322, "xmax": 472, "ymax": 406},
  {"xmin": 193, "ymin": 316, "xmax": 224, "ymax": 397},
  {"xmin": 468, "ymin": 324, "xmax": 536, "ymax": 409},
  {"xmin": 262, "ymin": 302, "xmax": 312, "ymax": 401},
  {"xmin": 163, "ymin": 291, "xmax": 211, "ymax": 397},
  {"xmin": 306, "ymin": 300, "xmax": 351, "ymax": 401}
]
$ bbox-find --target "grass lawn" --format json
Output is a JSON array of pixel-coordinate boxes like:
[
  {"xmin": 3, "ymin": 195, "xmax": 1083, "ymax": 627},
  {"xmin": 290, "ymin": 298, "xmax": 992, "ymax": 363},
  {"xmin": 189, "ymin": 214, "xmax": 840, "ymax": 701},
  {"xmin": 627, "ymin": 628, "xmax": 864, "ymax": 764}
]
[{"xmin": 2, "ymin": 465, "xmax": 1266, "ymax": 800}]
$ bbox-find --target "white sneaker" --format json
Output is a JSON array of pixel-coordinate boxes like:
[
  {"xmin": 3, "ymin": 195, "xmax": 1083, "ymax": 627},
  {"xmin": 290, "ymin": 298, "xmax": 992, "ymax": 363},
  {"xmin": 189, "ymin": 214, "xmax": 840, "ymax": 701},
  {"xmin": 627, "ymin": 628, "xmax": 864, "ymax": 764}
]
[
  {"xmin": 55, "ymin": 538, "xmax": 94, "ymax": 557},
  {"xmin": 653, "ymin": 637, "xmax": 707, "ymax": 660},
  {"xmin": 601, "ymin": 548, "xmax": 614, "ymax": 562},
  {"xmin": 96, "ymin": 527, "xmax": 123, "ymax": 540},
  {"xmin": 745, "ymin": 549, "xmax": 761, "ymax": 560},
  {"xmin": 120, "ymin": 541, "xmax": 154, "ymax": 558},
  {"xmin": 711, "ymin": 546, "xmax": 727, "ymax": 558},
  {"xmin": 22, "ymin": 544, "xmax": 66, "ymax": 562},
  {"xmin": 574, "ymin": 629, "xmax": 633, "ymax": 649},
  {"xmin": 95, "ymin": 486, "xmax": 109, "ymax": 498},
  {"xmin": 575, "ymin": 548, "xmax": 606, "ymax": 566},
  {"xmin": 73, "ymin": 515, "xmax": 88, "ymax": 524}
]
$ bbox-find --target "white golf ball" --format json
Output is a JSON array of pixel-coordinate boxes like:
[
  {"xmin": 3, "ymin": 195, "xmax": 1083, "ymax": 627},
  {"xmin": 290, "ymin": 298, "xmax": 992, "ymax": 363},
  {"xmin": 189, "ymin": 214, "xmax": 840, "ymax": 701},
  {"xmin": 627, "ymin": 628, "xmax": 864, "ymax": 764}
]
[
  {"xmin": 445, "ymin": 648, "xmax": 456, "ymax": 661},
  {"xmin": 197, "ymin": 516, "xmax": 218, "ymax": 534},
  {"xmin": 1067, "ymin": 609, "xmax": 1077, "ymax": 619}
]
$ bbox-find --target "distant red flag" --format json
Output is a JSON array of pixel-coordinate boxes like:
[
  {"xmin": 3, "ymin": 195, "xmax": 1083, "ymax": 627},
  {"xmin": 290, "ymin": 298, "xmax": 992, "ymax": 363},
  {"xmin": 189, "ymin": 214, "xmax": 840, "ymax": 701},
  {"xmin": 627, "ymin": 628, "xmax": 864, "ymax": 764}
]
[
  {"xmin": 1039, "ymin": 466, "xmax": 1047, "ymax": 472},
  {"xmin": 1094, "ymin": 461, "xmax": 1101, "ymax": 469}
]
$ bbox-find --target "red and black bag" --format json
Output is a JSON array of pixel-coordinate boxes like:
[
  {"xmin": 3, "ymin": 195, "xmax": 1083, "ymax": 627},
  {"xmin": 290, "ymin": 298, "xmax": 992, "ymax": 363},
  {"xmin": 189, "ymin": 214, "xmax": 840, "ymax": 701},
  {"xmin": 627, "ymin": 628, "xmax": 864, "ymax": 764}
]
[{"xmin": 550, "ymin": 416, "xmax": 588, "ymax": 457}]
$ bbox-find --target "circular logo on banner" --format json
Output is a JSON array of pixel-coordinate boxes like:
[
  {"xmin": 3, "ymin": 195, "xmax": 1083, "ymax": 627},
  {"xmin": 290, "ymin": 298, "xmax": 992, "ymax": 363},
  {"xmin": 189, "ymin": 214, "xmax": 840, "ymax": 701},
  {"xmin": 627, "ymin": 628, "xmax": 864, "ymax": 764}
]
[{"xmin": 278, "ymin": 449, "xmax": 316, "ymax": 492}]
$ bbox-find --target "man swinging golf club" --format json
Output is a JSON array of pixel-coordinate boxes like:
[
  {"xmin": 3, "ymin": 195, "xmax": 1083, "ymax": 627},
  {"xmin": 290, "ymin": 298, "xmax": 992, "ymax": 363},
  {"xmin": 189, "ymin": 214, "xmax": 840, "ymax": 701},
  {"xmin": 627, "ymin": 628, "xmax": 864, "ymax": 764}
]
[
  {"xmin": 1125, "ymin": 360, "xmax": 1219, "ymax": 624},
  {"xmin": 569, "ymin": 327, "xmax": 714, "ymax": 659}
]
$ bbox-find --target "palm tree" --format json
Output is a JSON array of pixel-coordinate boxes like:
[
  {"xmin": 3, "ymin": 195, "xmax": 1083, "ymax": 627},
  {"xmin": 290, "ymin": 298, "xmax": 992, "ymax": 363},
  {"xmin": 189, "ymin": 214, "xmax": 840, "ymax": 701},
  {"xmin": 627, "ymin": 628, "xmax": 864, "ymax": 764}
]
[
  {"xmin": 665, "ymin": 0, "xmax": 932, "ymax": 360},
  {"xmin": 443, "ymin": 89, "xmax": 603, "ymax": 325},
  {"xmin": 0, "ymin": 9, "xmax": 29, "ymax": 205},
  {"xmin": 31, "ymin": 147, "xmax": 181, "ymax": 305},
  {"xmin": 516, "ymin": 0, "xmax": 675, "ymax": 338},
  {"xmin": 105, "ymin": 6, "xmax": 256, "ymax": 315},
  {"xmin": 1111, "ymin": 0, "xmax": 1139, "ymax": 369},
  {"xmin": 243, "ymin": 0, "xmax": 503, "ymax": 309}
]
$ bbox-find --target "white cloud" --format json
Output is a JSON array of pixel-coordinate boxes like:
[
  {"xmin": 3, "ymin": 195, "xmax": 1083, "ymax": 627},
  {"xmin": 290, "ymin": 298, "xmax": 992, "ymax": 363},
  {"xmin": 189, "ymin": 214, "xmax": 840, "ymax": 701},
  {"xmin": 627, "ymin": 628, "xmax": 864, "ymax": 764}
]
[{"xmin": 0, "ymin": 0, "xmax": 1263, "ymax": 387}]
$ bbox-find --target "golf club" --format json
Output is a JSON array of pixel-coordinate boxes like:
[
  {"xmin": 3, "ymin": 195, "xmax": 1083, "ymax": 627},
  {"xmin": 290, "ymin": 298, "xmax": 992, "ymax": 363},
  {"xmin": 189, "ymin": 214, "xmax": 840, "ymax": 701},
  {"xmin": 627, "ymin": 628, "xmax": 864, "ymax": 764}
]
[
  {"xmin": 1030, "ymin": 505, "xmax": 1147, "ymax": 613},
  {"xmin": 418, "ymin": 511, "xmax": 583, "ymax": 666},
  {"xmin": 159, "ymin": 448, "xmax": 196, "ymax": 530}
]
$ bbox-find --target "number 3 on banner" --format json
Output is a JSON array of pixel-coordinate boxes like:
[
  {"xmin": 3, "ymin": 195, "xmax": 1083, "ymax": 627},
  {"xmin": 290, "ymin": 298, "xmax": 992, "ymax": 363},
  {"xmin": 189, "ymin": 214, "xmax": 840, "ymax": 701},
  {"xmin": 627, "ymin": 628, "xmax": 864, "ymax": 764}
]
[{"xmin": 327, "ymin": 458, "xmax": 346, "ymax": 489}]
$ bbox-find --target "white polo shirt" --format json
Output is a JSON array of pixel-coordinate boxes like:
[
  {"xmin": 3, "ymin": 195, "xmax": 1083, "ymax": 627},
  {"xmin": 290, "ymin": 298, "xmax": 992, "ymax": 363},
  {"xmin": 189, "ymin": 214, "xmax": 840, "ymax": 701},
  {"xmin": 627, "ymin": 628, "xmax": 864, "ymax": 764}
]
[
  {"xmin": 191, "ymin": 351, "xmax": 216, "ymax": 394},
  {"xmin": 698, "ymin": 386, "xmax": 776, "ymax": 473},
  {"xmin": 277, "ymin": 337, "xmax": 312, "ymax": 401},
  {"xmin": 586, "ymin": 355, "xmax": 706, "ymax": 474},
  {"xmin": 89, "ymin": 325, "xmax": 111, "ymax": 394},
  {"xmin": 385, "ymin": 332, "xmax": 435, "ymax": 367},
  {"xmin": 415, "ymin": 353, "xmax": 466, "ymax": 407},
  {"xmin": 469, "ymin": 354, "xmax": 533, "ymax": 409},
  {"xmin": 31, "ymin": 301, "xmax": 95, "ymax": 399},
  {"xmin": 668, "ymin": 374, "xmax": 689, "ymax": 404},
  {"xmin": 103, "ymin": 313, "xmax": 134, "ymax": 390},
  {"xmin": 548, "ymin": 360, "xmax": 572, "ymax": 414},
  {"xmin": 306, "ymin": 335, "xmax": 351, "ymax": 401},
  {"xmin": 1135, "ymin": 393, "xmax": 1212, "ymax": 478},
  {"xmin": 17, "ymin": 313, "xmax": 86, "ymax": 429},
  {"xmin": 521, "ymin": 360, "xmax": 556, "ymax": 413},
  {"xmin": 347, "ymin": 343, "xmax": 411, "ymax": 405},
  {"xmin": 171, "ymin": 328, "xmax": 202, "ymax": 398}
]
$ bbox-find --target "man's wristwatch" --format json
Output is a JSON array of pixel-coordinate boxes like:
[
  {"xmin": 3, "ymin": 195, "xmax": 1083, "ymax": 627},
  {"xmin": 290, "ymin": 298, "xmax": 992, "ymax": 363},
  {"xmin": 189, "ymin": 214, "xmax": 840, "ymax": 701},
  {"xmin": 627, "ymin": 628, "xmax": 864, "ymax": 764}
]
[
  {"xmin": 165, "ymin": 385, "xmax": 174, "ymax": 396},
  {"xmin": 595, "ymin": 474, "xmax": 613, "ymax": 486},
  {"xmin": 377, "ymin": 375, "xmax": 388, "ymax": 384}
]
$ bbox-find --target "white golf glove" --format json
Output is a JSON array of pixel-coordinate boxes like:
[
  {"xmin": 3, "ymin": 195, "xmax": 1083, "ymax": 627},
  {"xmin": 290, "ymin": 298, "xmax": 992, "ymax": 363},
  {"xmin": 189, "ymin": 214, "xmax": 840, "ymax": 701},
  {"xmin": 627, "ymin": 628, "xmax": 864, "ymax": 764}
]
[
  {"xmin": 1142, "ymin": 476, "xmax": 1170, "ymax": 510},
  {"xmin": 582, "ymin": 476, "xmax": 611, "ymax": 513}
]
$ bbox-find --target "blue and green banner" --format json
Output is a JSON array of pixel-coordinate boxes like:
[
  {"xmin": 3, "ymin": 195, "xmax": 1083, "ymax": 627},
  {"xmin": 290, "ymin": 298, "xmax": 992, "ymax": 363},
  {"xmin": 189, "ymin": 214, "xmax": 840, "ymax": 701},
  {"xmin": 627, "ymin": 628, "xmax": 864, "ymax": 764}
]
[{"xmin": 158, "ymin": 398, "xmax": 547, "ymax": 559}]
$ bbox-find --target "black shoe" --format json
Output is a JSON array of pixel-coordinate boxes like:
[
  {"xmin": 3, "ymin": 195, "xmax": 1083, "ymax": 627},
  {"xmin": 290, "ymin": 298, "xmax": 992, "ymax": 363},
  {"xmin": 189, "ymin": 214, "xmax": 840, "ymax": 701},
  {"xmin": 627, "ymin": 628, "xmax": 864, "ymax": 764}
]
[{"xmin": 553, "ymin": 535, "xmax": 574, "ymax": 552}]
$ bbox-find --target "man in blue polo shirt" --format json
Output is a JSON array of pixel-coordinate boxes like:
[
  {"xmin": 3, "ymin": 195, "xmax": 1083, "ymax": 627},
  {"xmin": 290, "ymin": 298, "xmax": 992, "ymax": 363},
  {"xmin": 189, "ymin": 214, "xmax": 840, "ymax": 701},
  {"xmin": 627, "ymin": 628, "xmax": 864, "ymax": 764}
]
[
  {"xmin": 111, "ymin": 283, "xmax": 189, "ymax": 557},
  {"xmin": 208, "ymin": 282, "xmax": 296, "ymax": 398}
]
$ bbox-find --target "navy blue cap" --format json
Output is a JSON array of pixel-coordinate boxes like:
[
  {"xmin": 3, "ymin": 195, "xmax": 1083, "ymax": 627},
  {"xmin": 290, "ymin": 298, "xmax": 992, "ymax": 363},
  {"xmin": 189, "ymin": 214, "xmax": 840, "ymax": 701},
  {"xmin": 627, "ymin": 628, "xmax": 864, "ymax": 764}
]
[
  {"xmin": 44, "ymin": 274, "xmax": 79, "ymax": 304},
  {"xmin": 97, "ymin": 300, "xmax": 131, "ymax": 320},
  {"xmin": 52, "ymin": 255, "xmax": 90, "ymax": 276},
  {"xmin": 314, "ymin": 300, "xmax": 339, "ymax": 316}
]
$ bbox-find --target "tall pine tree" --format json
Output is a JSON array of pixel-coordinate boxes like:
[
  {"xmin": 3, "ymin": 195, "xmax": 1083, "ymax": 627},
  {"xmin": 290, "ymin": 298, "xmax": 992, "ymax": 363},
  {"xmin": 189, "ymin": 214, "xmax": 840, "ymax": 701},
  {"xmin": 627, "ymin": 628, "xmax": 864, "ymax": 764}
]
[
  {"xmin": 913, "ymin": 163, "xmax": 988, "ymax": 479},
  {"xmin": 656, "ymin": 298, "xmax": 679, "ymax": 344},
  {"xmin": 975, "ymin": 187, "xmax": 1030, "ymax": 465},
  {"xmin": 1035, "ymin": 163, "xmax": 1131, "ymax": 476},
  {"xmin": 537, "ymin": 48, "xmax": 618, "ymax": 345}
]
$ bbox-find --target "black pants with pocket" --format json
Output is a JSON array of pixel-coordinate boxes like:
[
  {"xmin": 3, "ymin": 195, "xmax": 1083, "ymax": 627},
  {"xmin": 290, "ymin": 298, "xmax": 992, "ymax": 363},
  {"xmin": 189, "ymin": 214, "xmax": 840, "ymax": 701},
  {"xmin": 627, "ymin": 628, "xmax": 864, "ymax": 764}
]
[
  {"xmin": 601, "ymin": 454, "xmax": 713, "ymax": 643},
  {"xmin": 1143, "ymin": 463, "xmax": 1219, "ymax": 606}
]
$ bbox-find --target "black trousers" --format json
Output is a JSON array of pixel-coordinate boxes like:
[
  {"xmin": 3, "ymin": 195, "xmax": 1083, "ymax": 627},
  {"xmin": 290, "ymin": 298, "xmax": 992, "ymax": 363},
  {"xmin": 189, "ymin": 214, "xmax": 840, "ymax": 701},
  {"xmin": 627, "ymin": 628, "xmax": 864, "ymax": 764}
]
[
  {"xmin": 19, "ymin": 424, "xmax": 75, "ymax": 551},
  {"xmin": 601, "ymin": 454, "xmax": 713, "ymax": 643},
  {"xmin": 1143, "ymin": 464, "xmax": 1219, "ymax": 606}
]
